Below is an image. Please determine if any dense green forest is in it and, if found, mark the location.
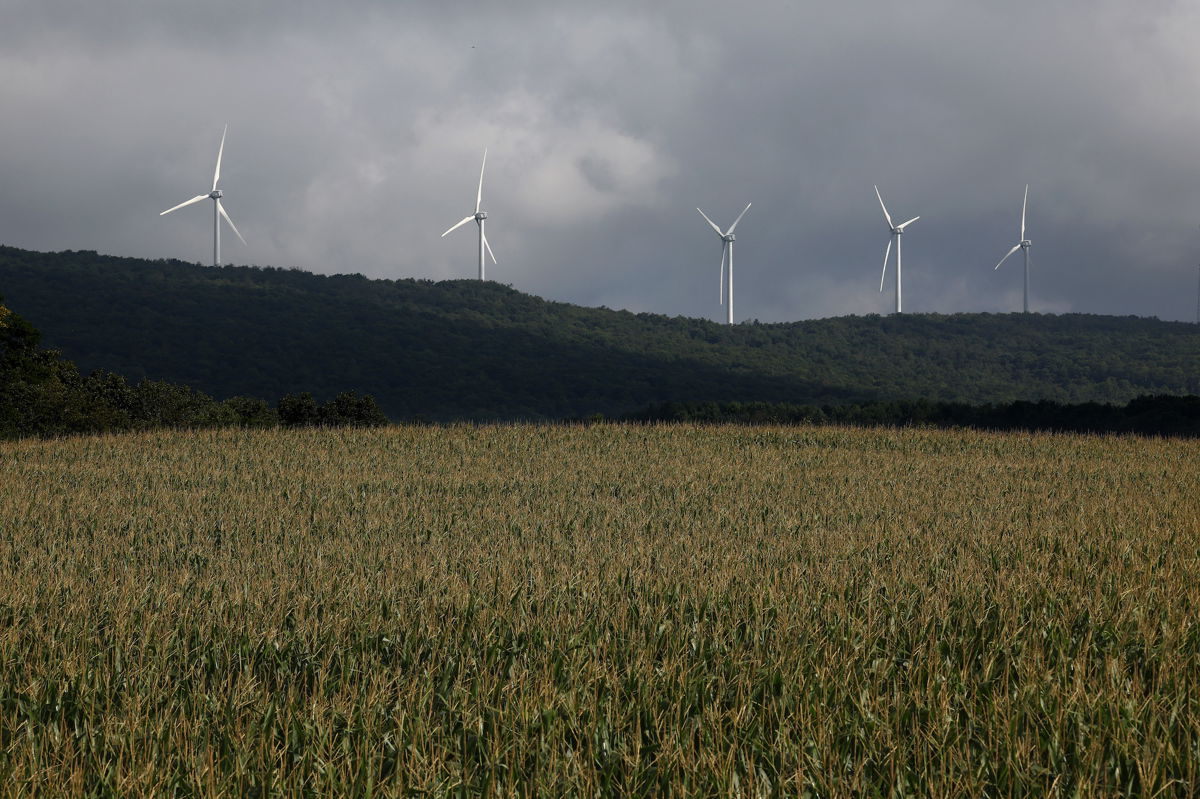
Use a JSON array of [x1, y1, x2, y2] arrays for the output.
[[3, 276, 1197, 438], [0, 295, 386, 438], [1, 245, 1197, 421]]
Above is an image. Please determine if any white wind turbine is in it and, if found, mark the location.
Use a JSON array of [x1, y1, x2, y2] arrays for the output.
[[994, 184, 1033, 313], [697, 203, 751, 326], [875, 186, 919, 314], [159, 124, 246, 267], [441, 148, 496, 280]]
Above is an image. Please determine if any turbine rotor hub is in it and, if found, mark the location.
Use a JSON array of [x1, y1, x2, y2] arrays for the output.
[[724, 234, 735, 242], [476, 211, 487, 220], [1021, 240, 1031, 247], [209, 190, 223, 199]]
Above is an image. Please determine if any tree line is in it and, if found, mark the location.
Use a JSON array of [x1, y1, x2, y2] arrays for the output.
[[6, 291, 1199, 439], [1, 246, 1197, 422], [621, 396, 1200, 438]]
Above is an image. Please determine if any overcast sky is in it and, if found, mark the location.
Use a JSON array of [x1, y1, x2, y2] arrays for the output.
[[3, 0, 1200, 322]]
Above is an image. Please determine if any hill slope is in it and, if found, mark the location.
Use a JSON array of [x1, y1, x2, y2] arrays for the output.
[[1, 246, 1197, 419]]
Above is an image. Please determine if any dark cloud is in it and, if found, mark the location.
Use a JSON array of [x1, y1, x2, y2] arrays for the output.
[[2, 1, 1199, 322]]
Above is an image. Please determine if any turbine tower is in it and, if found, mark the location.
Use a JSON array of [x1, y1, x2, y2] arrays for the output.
[[441, 148, 496, 280], [159, 124, 246, 267], [697, 203, 751, 325], [994, 184, 1033, 313], [875, 186, 919, 314]]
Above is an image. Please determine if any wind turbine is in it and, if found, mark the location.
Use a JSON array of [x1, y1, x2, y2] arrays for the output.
[[994, 184, 1033, 313], [441, 148, 496, 280], [875, 186, 919, 314], [159, 124, 246, 267], [697, 203, 751, 325]]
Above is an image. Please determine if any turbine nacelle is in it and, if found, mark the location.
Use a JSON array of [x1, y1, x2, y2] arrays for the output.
[[209, 189, 223, 200], [1021, 240, 1032, 248], [476, 211, 488, 221], [723, 233, 736, 243]]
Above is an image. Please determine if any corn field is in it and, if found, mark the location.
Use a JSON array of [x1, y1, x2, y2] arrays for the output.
[[0, 424, 1197, 796]]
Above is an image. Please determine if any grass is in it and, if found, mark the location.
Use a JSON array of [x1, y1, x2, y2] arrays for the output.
[[0, 423, 1198, 796]]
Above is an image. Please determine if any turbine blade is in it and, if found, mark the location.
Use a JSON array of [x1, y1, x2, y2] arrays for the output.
[[217, 199, 246, 245], [994, 244, 1021, 270], [159, 194, 209, 216], [727, 202, 752, 235], [897, 216, 920, 230], [880, 235, 893, 291], [1020, 183, 1028, 241], [476, 147, 487, 213], [875, 185, 894, 229], [213, 124, 227, 191], [483, 233, 497, 264], [719, 242, 727, 305], [697, 207, 723, 237], [441, 216, 475, 237]]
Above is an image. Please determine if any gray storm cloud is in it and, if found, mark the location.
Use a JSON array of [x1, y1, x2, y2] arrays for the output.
[[1, 0, 1199, 322]]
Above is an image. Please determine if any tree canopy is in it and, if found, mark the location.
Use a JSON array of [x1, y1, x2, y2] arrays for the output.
[[1, 245, 1197, 422]]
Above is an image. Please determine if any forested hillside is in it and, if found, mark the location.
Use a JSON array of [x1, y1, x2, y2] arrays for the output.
[[1, 246, 1197, 420]]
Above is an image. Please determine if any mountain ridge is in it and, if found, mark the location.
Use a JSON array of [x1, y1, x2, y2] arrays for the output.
[[1, 245, 1196, 420]]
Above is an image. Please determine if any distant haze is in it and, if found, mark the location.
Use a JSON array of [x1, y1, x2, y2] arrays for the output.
[[3, 0, 1200, 322]]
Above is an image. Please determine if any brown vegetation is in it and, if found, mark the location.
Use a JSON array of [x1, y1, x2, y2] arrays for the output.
[[0, 424, 1197, 795]]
